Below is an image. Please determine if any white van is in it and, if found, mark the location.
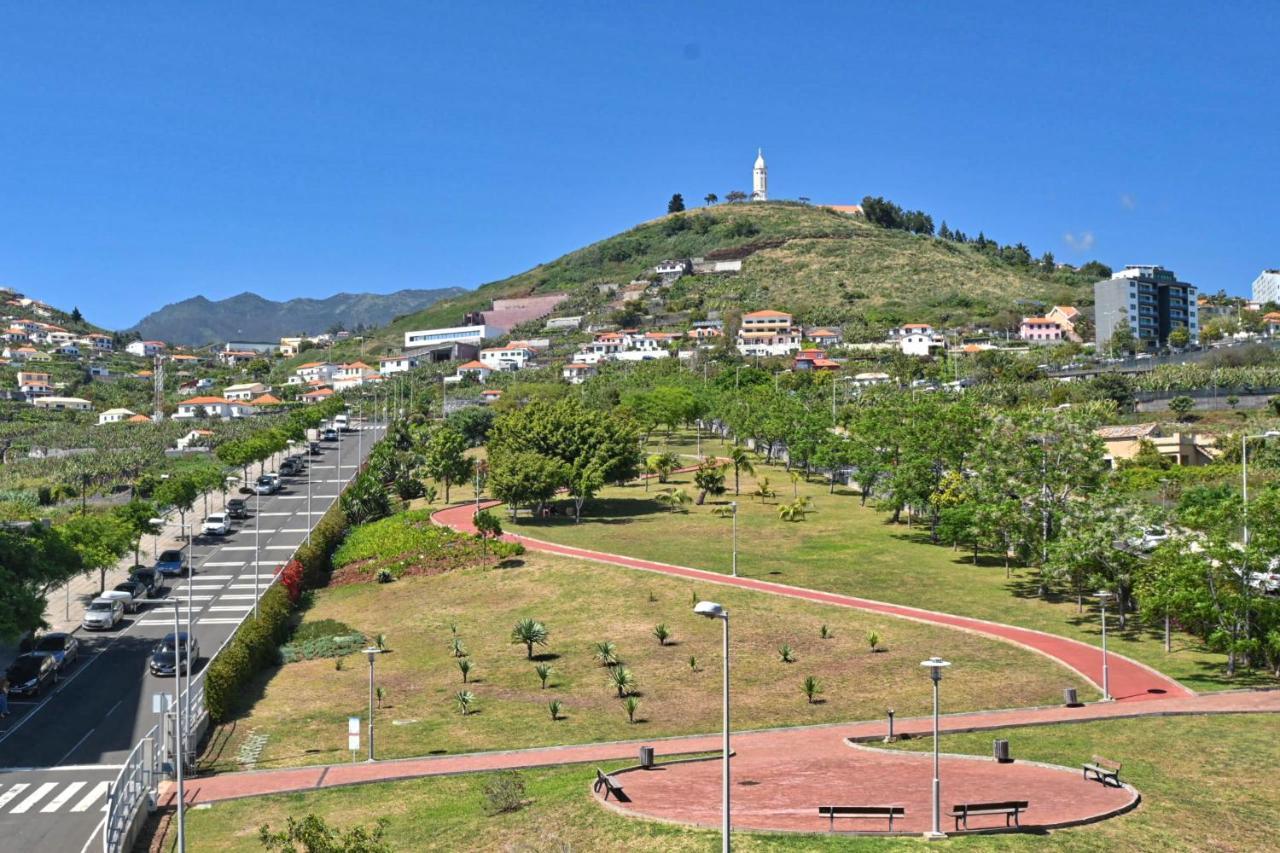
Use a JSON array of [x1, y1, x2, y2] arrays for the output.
[[334, 413, 350, 431]]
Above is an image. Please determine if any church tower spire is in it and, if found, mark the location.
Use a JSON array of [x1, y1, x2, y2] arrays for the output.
[[752, 148, 768, 201]]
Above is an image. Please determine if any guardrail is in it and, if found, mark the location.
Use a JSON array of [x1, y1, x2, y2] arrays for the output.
[[103, 724, 159, 853]]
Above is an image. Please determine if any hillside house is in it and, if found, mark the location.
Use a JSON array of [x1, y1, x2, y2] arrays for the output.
[[655, 259, 692, 282], [3, 346, 38, 361], [333, 363, 383, 390], [736, 310, 803, 357], [52, 343, 80, 357], [1046, 306, 1083, 342], [251, 393, 283, 406], [98, 408, 137, 425], [544, 316, 583, 332], [378, 354, 419, 375], [404, 324, 500, 350], [32, 396, 92, 412], [1096, 423, 1217, 468], [806, 327, 843, 347], [562, 362, 597, 385], [897, 324, 944, 356], [1264, 312, 1280, 336], [175, 429, 215, 450], [480, 345, 533, 371], [480, 389, 503, 404], [1019, 317, 1064, 344], [223, 382, 271, 401], [2, 327, 29, 344], [218, 349, 259, 367], [17, 371, 52, 399], [172, 396, 254, 420], [126, 340, 166, 357], [288, 362, 339, 386], [301, 387, 335, 404], [452, 360, 493, 383], [793, 349, 840, 371]]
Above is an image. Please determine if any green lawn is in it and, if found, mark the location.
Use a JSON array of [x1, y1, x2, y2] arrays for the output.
[[176, 714, 1279, 852], [202, 551, 1091, 773], [515, 430, 1268, 693]]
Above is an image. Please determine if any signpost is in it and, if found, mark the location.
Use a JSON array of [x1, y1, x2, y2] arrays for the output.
[[348, 716, 361, 762]]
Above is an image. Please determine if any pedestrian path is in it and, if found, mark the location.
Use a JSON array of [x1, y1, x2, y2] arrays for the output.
[[0, 778, 109, 817], [432, 501, 1191, 702]]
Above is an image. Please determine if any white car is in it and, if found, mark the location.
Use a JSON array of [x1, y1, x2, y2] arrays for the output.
[[101, 582, 144, 614], [203, 513, 230, 536], [254, 475, 279, 495], [82, 597, 125, 630]]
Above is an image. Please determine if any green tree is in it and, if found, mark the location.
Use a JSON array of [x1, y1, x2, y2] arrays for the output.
[[1168, 395, 1196, 421], [693, 459, 727, 505], [154, 475, 198, 539], [474, 509, 503, 560], [704, 193, 718, 205], [62, 512, 131, 593], [667, 193, 685, 213], [420, 426, 473, 503], [113, 498, 161, 565], [487, 451, 566, 520], [1108, 319, 1136, 357], [340, 473, 392, 526], [565, 461, 605, 522], [728, 446, 754, 495], [0, 524, 83, 638], [1168, 325, 1191, 349]]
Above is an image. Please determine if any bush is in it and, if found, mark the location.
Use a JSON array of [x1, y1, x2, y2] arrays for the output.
[[481, 771, 526, 815], [205, 585, 293, 722], [292, 619, 357, 643], [279, 633, 367, 664]]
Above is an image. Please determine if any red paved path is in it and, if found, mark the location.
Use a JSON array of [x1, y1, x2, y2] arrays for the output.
[[433, 500, 1191, 702], [167, 689, 1279, 807]]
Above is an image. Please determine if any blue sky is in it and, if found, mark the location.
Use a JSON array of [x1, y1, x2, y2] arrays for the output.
[[1, 2, 1277, 329]]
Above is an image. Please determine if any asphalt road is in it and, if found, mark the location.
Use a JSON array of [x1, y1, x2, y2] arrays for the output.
[[0, 422, 383, 853]]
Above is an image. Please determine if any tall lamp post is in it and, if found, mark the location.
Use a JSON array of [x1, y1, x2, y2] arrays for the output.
[[730, 501, 738, 578], [1095, 590, 1113, 701], [920, 656, 951, 840], [170, 599, 187, 853], [694, 601, 731, 853], [363, 647, 383, 761]]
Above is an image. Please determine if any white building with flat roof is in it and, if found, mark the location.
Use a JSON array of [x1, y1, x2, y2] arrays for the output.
[[404, 324, 500, 349], [1253, 270, 1280, 305]]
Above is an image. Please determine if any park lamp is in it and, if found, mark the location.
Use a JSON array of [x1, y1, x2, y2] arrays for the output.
[[1094, 589, 1115, 605], [363, 647, 383, 663], [694, 601, 726, 620], [920, 655, 950, 684]]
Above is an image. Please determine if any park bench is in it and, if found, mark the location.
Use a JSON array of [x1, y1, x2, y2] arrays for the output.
[[1083, 755, 1123, 787], [593, 768, 629, 802], [817, 805, 905, 831], [949, 800, 1029, 831]]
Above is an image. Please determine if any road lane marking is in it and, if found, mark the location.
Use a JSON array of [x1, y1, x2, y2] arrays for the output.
[[57, 727, 98, 765], [70, 781, 109, 812], [193, 574, 235, 579], [198, 618, 249, 625], [219, 546, 257, 551], [40, 780, 86, 812], [263, 545, 296, 550], [217, 594, 258, 600], [10, 780, 58, 812], [208, 605, 253, 612], [0, 783, 29, 808]]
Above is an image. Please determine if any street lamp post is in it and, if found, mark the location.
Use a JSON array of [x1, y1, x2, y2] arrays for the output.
[[363, 647, 383, 761], [920, 656, 951, 840], [171, 599, 187, 853], [254, 474, 261, 619], [694, 601, 730, 853], [730, 501, 738, 578], [1095, 590, 1113, 700]]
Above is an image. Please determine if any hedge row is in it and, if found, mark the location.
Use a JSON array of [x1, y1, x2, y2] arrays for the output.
[[295, 497, 350, 589], [204, 584, 292, 723]]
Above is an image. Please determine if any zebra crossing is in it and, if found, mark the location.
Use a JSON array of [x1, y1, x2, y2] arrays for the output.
[[0, 779, 109, 817], [135, 573, 282, 627]]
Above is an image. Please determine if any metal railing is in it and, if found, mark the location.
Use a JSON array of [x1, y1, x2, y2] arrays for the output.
[[103, 724, 159, 853]]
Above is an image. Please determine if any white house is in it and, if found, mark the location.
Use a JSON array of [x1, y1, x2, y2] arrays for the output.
[[404, 324, 500, 350], [379, 354, 419, 375], [223, 382, 271, 401], [736, 310, 803, 357], [562, 363, 597, 385], [98, 407, 136, 425], [126, 340, 167, 357], [898, 324, 944, 356], [479, 345, 533, 371], [288, 362, 339, 386], [17, 371, 52, 399], [172, 396, 254, 420], [32, 396, 92, 412], [332, 363, 382, 390], [82, 333, 113, 351], [453, 360, 493, 383]]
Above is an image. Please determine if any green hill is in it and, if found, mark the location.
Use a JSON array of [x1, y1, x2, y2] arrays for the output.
[[374, 202, 1100, 349]]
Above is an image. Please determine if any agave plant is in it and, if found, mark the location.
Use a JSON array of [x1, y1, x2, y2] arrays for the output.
[[867, 630, 882, 652], [510, 618, 549, 659], [534, 663, 552, 689], [450, 637, 468, 658], [458, 658, 472, 683], [751, 477, 777, 503], [652, 623, 671, 646], [548, 699, 563, 721], [778, 643, 796, 663], [593, 640, 619, 667], [802, 675, 823, 704], [608, 666, 636, 698], [623, 696, 640, 724], [455, 690, 476, 715]]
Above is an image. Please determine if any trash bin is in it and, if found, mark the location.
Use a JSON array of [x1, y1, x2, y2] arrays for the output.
[[1064, 687, 1079, 707], [993, 739, 1011, 763], [639, 746, 655, 768]]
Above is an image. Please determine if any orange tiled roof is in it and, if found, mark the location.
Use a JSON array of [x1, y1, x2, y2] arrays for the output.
[[251, 394, 282, 405], [458, 360, 488, 370], [743, 310, 792, 319], [180, 396, 233, 405]]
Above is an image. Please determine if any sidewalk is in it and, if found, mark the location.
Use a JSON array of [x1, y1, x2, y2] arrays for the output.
[[160, 687, 1280, 807]]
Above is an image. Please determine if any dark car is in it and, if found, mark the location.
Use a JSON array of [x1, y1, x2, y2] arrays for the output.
[[279, 458, 299, 476], [308, 441, 321, 455], [225, 498, 249, 520], [155, 548, 188, 578], [149, 633, 201, 677], [5, 653, 58, 697], [32, 633, 79, 672], [129, 567, 165, 598]]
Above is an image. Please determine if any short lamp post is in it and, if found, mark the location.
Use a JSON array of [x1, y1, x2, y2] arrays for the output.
[[1095, 590, 1114, 701], [920, 656, 951, 840], [694, 601, 731, 853], [363, 647, 383, 761]]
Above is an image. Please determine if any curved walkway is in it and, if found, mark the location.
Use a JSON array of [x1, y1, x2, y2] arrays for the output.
[[433, 501, 1192, 702]]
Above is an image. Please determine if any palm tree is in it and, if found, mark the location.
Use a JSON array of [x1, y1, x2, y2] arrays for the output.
[[789, 470, 803, 499], [624, 696, 640, 723], [729, 447, 754, 496], [655, 488, 692, 514], [778, 496, 813, 522], [534, 663, 552, 688], [802, 676, 823, 704], [511, 618, 549, 659], [548, 699, 563, 721], [751, 476, 777, 503], [458, 658, 472, 683], [594, 641, 619, 667], [455, 690, 475, 715], [652, 623, 671, 646], [704, 193, 718, 205], [609, 666, 636, 698]]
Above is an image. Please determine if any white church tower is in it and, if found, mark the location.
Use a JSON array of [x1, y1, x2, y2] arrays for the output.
[[752, 148, 768, 201]]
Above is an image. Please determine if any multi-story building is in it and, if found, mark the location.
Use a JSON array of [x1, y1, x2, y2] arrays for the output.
[[378, 354, 419, 375], [126, 340, 167, 357], [479, 345, 533, 371], [1094, 265, 1198, 349], [1019, 317, 1063, 344], [897, 323, 944, 356], [736, 310, 802, 357], [405, 324, 501, 350], [1253, 269, 1280, 306]]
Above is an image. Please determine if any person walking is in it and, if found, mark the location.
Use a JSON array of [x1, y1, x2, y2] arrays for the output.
[[0, 677, 10, 718]]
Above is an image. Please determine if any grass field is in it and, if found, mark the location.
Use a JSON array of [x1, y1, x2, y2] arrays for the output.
[[202, 551, 1091, 773], [514, 431, 1268, 693], [177, 714, 1279, 852]]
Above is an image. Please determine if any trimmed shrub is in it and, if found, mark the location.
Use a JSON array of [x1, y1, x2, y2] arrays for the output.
[[205, 585, 293, 722]]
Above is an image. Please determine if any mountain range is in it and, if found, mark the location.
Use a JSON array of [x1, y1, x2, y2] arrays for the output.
[[128, 288, 466, 346]]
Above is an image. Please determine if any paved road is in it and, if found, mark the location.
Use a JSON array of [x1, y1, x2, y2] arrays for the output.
[[0, 422, 382, 853]]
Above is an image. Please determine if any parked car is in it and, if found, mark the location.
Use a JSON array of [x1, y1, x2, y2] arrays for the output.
[[225, 498, 249, 520], [308, 441, 321, 455], [155, 548, 188, 577], [279, 458, 299, 476], [149, 633, 201, 677], [103, 580, 147, 613], [322, 428, 338, 441], [82, 597, 125, 630], [32, 632, 79, 672], [5, 653, 58, 697], [254, 475, 279, 495], [128, 566, 165, 598], [203, 513, 230, 536]]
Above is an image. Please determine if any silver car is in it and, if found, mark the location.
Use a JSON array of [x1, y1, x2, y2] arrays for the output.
[[82, 598, 124, 630]]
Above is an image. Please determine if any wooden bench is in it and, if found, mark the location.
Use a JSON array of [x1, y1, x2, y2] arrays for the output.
[[593, 768, 629, 802], [1083, 755, 1123, 787], [817, 805, 905, 831], [949, 800, 1029, 831]]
